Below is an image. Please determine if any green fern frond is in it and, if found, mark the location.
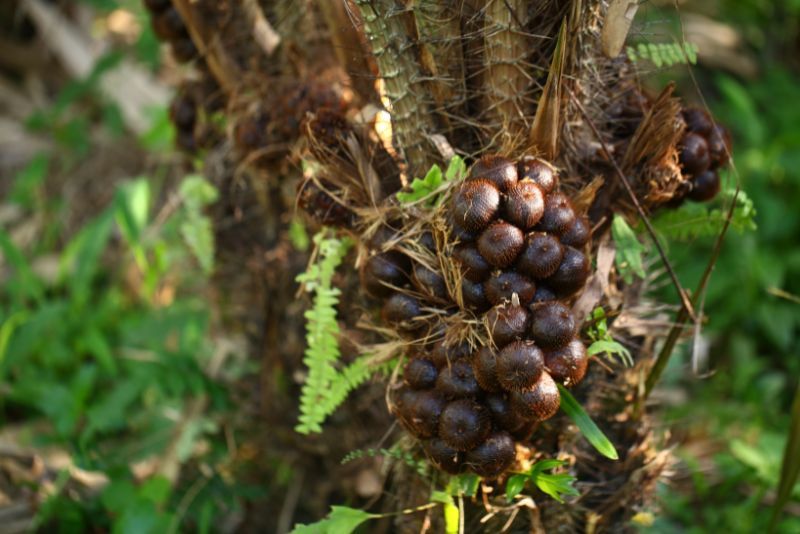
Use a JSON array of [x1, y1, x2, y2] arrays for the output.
[[342, 445, 429, 476], [627, 41, 698, 67], [295, 231, 357, 434], [652, 189, 757, 241]]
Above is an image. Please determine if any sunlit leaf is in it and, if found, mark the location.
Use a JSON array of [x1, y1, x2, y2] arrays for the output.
[[505, 474, 528, 502], [558, 385, 619, 460], [611, 214, 646, 283], [587, 339, 633, 367], [291, 506, 378, 534]]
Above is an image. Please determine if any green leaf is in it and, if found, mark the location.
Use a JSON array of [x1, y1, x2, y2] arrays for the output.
[[447, 473, 480, 497], [10, 153, 48, 209], [291, 506, 378, 534], [587, 339, 633, 367], [530, 461, 580, 503], [431, 491, 459, 534], [60, 208, 115, 302], [180, 215, 215, 275], [0, 228, 43, 303], [505, 474, 528, 502], [652, 188, 757, 241], [506, 460, 580, 503], [770, 383, 800, 531], [396, 164, 443, 204], [139, 106, 175, 153], [0, 311, 29, 370], [289, 218, 310, 251], [139, 476, 172, 506], [611, 214, 646, 284], [396, 156, 467, 206], [626, 41, 698, 67], [445, 155, 467, 181], [557, 385, 619, 460], [179, 175, 219, 210], [115, 179, 151, 247], [443, 498, 459, 534], [429, 490, 452, 505]]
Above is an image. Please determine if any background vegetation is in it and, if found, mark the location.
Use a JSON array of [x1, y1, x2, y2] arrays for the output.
[[0, 0, 797, 532]]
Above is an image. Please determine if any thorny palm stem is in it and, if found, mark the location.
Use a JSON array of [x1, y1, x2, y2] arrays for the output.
[[413, 0, 467, 133], [353, 0, 438, 176], [483, 0, 530, 148]]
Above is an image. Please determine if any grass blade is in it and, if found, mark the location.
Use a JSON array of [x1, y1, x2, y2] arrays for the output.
[[558, 385, 619, 460], [769, 383, 800, 532]]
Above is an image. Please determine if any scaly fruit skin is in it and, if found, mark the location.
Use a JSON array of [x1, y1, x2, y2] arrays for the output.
[[356, 154, 593, 478]]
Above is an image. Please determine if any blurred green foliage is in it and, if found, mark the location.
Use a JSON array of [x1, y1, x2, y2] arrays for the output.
[[632, 1, 800, 532], [1, 164, 254, 531], [0, 3, 258, 531]]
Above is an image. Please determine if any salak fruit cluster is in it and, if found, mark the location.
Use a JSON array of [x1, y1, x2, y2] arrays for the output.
[[608, 88, 732, 204], [143, 0, 197, 63], [361, 155, 592, 478], [674, 107, 732, 203]]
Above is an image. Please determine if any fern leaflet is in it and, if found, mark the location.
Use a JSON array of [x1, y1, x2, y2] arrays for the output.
[[295, 231, 358, 434], [342, 445, 428, 476], [627, 41, 698, 67], [652, 188, 756, 241]]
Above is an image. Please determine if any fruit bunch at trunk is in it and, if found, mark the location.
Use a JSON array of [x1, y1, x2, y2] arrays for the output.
[[608, 87, 733, 205], [359, 155, 592, 478], [143, 0, 197, 63], [674, 108, 732, 203]]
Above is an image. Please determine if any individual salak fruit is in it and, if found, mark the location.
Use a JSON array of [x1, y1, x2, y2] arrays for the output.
[[439, 399, 491, 451], [545, 339, 588, 386], [470, 155, 518, 192], [529, 301, 577, 349], [518, 157, 557, 193], [486, 304, 530, 346], [404, 358, 438, 389], [510, 372, 561, 421], [423, 438, 463, 474], [516, 232, 564, 279], [436, 360, 481, 398], [496, 340, 545, 391], [504, 180, 545, 230], [546, 246, 591, 297], [484, 271, 536, 306], [360, 252, 409, 298], [451, 179, 501, 232], [477, 221, 525, 268], [465, 431, 516, 478], [395, 388, 445, 438]]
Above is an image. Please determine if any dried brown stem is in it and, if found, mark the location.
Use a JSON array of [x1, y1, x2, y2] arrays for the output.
[[530, 18, 567, 160], [172, 0, 242, 93], [642, 185, 740, 400], [317, 0, 378, 103]]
